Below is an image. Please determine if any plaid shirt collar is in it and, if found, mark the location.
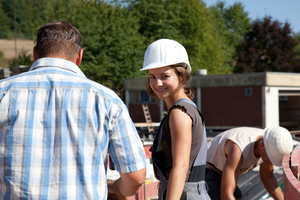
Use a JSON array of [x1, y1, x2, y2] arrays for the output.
[[29, 57, 86, 78]]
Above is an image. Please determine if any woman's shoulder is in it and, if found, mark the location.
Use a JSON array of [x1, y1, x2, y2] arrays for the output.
[[170, 100, 198, 116], [169, 101, 200, 123]]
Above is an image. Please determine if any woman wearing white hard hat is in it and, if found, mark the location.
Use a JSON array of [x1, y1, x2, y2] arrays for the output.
[[141, 39, 210, 200]]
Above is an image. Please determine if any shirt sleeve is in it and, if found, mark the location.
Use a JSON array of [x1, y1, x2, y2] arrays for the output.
[[108, 103, 146, 173]]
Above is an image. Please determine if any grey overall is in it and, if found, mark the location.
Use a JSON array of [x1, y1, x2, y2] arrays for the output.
[[152, 98, 211, 200]]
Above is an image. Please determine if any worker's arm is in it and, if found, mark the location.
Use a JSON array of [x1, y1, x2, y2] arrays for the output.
[[259, 161, 284, 200], [221, 140, 243, 200], [107, 167, 146, 199], [166, 108, 192, 200]]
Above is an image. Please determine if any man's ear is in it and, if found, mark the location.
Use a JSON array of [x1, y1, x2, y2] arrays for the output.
[[75, 49, 83, 66], [33, 46, 38, 61], [260, 140, 265, 148]]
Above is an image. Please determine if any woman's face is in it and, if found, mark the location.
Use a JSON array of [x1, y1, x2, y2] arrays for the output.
[[148, 66, 181, 100]]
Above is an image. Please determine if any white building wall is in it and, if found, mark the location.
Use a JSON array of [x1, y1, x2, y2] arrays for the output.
[[262, 86, 279, 128], [262, 86, 300, 128]]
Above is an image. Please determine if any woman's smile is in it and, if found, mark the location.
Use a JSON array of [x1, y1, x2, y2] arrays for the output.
[[149, 66, 180, 100]]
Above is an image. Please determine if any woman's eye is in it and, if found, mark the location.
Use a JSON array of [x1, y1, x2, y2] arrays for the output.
[[162, 75, 168, 79], [149, 76, 155, 79]]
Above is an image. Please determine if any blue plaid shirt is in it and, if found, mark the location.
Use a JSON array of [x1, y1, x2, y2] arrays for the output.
[[0, 58, 146, 199]]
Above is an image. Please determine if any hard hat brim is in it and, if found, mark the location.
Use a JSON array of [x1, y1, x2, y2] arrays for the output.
[[140, 62, 192, 73]]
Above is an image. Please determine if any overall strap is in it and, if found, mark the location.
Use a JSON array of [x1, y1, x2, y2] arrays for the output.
[[174, 98, 207, 182], [150, 117, 168, 181], [174, 98, 197, 108], [173, 98, 205, 124], [188, 124, 207, 182]]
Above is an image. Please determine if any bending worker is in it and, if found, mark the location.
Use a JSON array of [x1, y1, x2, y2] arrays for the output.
[[205, 126, 293, 200]]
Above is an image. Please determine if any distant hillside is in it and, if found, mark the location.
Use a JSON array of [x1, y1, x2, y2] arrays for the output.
[[0, 39, 34, 59]]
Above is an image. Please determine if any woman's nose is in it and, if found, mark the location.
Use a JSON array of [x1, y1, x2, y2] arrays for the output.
[[156, 79, 163, 86]]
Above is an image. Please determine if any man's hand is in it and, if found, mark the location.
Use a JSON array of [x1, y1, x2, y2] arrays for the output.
[[260, 162, 284, 200], [107, 179, 127, 200], [107, 168, 146, 199], [107, 192, 126, 200]]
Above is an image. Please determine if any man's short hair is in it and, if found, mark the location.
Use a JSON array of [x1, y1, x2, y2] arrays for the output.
[[35, 21, 82, 61]]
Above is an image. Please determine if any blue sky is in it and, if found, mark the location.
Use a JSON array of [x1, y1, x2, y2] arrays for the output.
[[202, 0, 300, 33]]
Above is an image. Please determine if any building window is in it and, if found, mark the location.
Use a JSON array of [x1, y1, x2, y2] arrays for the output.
[[245, 88, 252, 96], [279, 96, 288, 102], [140, 91, 151, 102], [130, 90, 154, 103], [130, 91, 139, 103]]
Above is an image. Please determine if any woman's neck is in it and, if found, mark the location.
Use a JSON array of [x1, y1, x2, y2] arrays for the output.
[[164, 90, 189, 109]]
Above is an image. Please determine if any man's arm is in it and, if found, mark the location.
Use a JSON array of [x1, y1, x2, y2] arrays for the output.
[[259, 161, 284, 200], [107, 104, 147, 199], [221, 140, 243, 200], [108, 168, 146, 199]]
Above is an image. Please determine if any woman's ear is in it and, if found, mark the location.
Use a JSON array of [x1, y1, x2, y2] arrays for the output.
[[178, 73, 183, 83]]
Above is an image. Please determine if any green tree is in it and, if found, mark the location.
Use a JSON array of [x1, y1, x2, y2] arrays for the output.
[[129, 0, 224, 74], [0, 0, 59, 39], [1, 0, 31, 38], [70, 0, 145, 97], [178, 0, 224, 74], [0, 0, 145, 97], [293, 32, 300, 59], [29, 0, 57, 36], [0, 1, 12, 38], [128, 0, 181, 44], [208, 1, 252, 73], [234, 17, 300, 73]]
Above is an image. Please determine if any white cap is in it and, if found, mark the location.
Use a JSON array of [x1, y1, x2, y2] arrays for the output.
[[140, 39, 191, 73], [263, 126, 293, 166]]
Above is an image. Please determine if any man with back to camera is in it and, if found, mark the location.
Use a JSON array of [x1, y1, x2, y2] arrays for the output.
[[0, 21, 146, 199], [205, 126, 293, 200]]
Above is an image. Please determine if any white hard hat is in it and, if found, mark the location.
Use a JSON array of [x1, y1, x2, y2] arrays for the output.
[[140, 39, 191, 73], [263, 126, 293, 166]]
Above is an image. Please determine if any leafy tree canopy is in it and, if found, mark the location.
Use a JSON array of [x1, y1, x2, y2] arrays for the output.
[[0, 1, 12, 38], [70, 0, 145, 97], [3, 0, 300, 98], [234, 16, 300, 73], [208, 1, 252, 73], [129, 0, 225, 74], [293, 32, 300, 60], [0, 0, 60, 39]]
